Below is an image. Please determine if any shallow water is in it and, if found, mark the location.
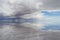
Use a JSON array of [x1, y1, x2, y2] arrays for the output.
[[0, 25, 60, 40]]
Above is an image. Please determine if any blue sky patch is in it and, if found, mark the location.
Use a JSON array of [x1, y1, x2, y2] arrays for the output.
[[41, 10, 60, 16]]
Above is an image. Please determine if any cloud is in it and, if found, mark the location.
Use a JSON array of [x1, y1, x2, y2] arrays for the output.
[[1, 0, 60, 16], [20, 23, 45, 30], [0, 0, 38, 16], [39, 0, 60, 10], [20, 11, 49, 29], [0, 0, 60, 30], [20, 10, 60, 30], [0, 0, 60, 16], [44, 0, 60, 9], [21, 11, 44, 19]]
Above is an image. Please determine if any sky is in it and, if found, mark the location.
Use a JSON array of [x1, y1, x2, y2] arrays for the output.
[[21, 10, 60, 30], [0, 0, 60, 30]]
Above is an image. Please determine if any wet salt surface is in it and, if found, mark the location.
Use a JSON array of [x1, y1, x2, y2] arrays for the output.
[[0, 25, 60, 40]]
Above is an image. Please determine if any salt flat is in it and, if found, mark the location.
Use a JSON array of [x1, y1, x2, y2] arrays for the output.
[[0, 25, 60, 40]]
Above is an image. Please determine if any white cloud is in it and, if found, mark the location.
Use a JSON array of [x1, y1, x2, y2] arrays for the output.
[[21, 11, 44, 19], [20, 23, 45, 30], [1, 0, 60, 16], [20, 11, 49, 29], [0, 0, 60, 30], [20, 10, 60, 30], [0, 0, 42, 16]]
